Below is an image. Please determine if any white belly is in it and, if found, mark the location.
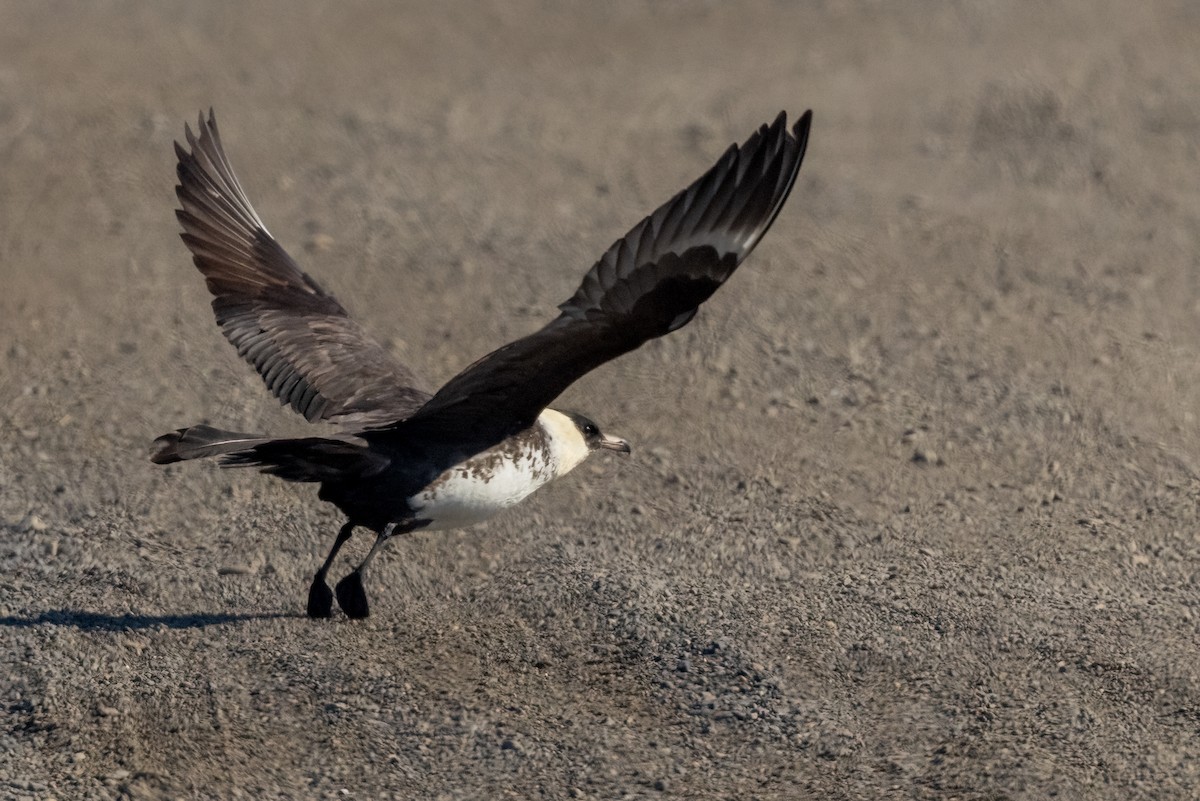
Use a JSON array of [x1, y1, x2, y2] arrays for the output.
[[407, 409, 591, 531], [409, 442, 556, 531]]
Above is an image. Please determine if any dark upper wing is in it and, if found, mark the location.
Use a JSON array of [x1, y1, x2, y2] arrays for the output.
[[397, 110, 811, 442], [174, 109, 430, 426]]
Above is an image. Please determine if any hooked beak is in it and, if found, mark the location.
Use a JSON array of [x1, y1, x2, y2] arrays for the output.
[[598, 434, 631, 455]]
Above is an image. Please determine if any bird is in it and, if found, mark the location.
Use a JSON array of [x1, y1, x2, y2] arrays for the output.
[[152, 107, 812, 619]]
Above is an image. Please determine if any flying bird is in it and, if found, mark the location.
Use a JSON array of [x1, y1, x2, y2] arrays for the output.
[[153, 108, 812, 619]]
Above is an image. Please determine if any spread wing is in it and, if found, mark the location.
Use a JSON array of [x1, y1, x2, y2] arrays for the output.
[[397, 110, 811, 443], [174, 109, 430, 426]]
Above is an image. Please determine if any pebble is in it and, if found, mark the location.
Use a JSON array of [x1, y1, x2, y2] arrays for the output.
[[305, 233, 335, 252], [911, 447, 941, 465], [17, 514, 48, 533]]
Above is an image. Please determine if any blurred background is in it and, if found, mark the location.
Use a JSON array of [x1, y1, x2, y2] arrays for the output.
[[1, 2, 1198, 799]]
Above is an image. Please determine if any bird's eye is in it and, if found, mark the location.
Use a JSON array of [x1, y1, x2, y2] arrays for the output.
[[583, 424, 598, 437]]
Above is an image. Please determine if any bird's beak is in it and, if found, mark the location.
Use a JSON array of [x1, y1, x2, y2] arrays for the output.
[[599, 434, 631, 455]]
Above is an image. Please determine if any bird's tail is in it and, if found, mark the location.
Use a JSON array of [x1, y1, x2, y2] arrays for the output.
[[151, 425, 271, 464], [150, 424, 387, 483]]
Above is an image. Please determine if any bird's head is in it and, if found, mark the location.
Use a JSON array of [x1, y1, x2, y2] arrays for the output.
[[538, 409, 630, 479], [565, 411, 631, 455]]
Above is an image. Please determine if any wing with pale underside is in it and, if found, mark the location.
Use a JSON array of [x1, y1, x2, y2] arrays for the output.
[[396, 110, 812, 444], [174, 110, 430, 426]]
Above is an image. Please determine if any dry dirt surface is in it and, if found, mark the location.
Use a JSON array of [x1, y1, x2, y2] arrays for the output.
[[2, 2, 1199, 799]]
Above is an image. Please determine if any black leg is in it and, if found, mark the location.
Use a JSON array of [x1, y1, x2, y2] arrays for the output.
[[335, 523, 395, 619], [307, 521, 355, 619]]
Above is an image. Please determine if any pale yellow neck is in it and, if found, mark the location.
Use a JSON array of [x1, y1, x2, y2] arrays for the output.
[[538, 408, 590, 477]]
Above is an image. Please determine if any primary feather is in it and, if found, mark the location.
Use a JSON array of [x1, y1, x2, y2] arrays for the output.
[[175, 110, 430, 426]]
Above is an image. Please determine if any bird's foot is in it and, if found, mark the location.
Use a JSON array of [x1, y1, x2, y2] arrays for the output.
[[335, 571, 370, 619], [307, 574, 334, 619]]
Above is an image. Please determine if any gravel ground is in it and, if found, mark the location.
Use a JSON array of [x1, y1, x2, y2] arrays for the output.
[[2, 2, 1199, 799]]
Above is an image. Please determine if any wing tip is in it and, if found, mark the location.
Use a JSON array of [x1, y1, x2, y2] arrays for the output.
[[792, 109, 813, 159], [734, 107, 812, 249], [175, 107, 221, 173]]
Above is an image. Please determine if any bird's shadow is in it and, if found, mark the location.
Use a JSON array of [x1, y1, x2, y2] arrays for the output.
[[0, 609, 298, 631]]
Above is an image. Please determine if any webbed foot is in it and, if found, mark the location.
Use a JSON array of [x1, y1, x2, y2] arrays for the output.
[[307, 574, 334, 618], [335, 571, 370, 619]]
